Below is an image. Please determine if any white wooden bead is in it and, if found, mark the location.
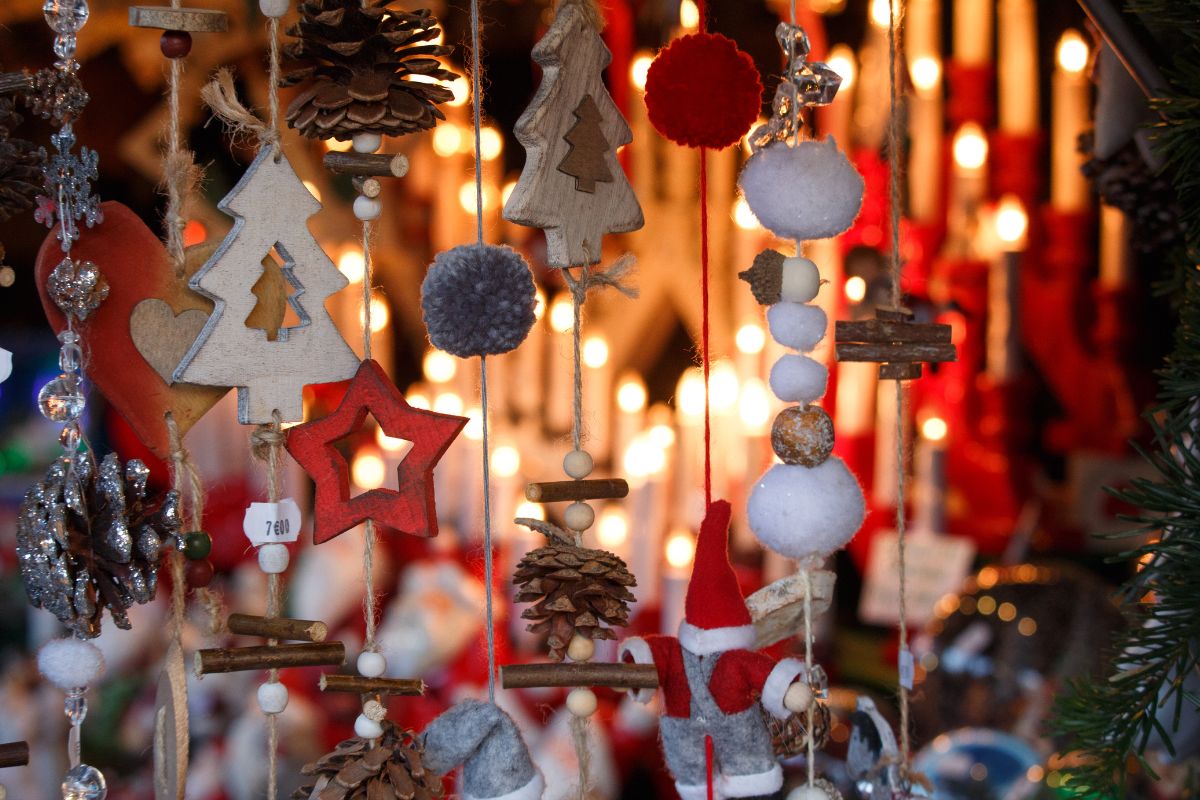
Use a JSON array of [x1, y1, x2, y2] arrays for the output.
[[360, 178, 382, 199], [257, 681, 289, 714], [566, 687, 598, 718], [566, 635, 594, 663], [783, 681, 813, 713], [563, 449, 593, 479], [257, 543, 290, 574], [780, 256, 821, 303], [258, 0, 289, 17], [352, 133, 382, 154], [787, 785, 836, 800], [357, 651, 387, 678], [354, 195, 382, 221], [354, 713, 384, 739], [564, 501, 594, 531]]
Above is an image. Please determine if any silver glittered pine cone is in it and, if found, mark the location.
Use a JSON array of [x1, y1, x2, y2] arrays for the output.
[[16, 452, 180, 638], [0, 97, 43, 222]]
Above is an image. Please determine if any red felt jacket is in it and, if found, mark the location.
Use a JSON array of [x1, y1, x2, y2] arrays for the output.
[[635, 635, 778, 718]]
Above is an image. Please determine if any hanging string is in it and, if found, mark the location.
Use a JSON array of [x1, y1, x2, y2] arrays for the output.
[[165, 413, 205, 637], [358, 218, 381, 652], [885, 0, 913, 773], [802, 570, 815, 787], [570, 267, 586, 455], [469, 0, 485, 246]]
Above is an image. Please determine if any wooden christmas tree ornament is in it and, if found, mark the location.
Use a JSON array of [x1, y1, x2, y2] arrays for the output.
[[285, 359, 467, 544], [834, 307, 956, 380], [174, 148, 361, 422], [502, 0, 643, 267]]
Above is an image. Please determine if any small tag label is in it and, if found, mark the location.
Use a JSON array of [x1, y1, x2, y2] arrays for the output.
[[898, 648, 915, 690], [859, 530, 976, 627], [243, 498, 301, 545]]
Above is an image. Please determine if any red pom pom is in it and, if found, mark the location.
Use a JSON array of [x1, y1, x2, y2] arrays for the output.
[[645, 33, 762, 150]]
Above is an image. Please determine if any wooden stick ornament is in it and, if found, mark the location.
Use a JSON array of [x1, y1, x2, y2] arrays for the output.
[[834, 307, 956, 380]]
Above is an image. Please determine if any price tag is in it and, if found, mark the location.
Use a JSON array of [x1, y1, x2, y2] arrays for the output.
[[243, 498, 301, 545], [859, 530, 975, 627]]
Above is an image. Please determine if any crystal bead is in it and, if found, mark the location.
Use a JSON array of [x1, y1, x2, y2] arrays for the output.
[[64, 688, 87, 726], [798, 62, 843, 107], [43, 0, 89, 35], [775, 22, 810, 61], [808, 663, 829, 697], [39, 373, 86, 422], [59, 422, 81, 451], [61, 763, 105, 800], [53, 34, 78, 66], [59, 342, 83, 372]]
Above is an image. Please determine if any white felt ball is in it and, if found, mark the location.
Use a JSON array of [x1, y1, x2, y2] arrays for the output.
[[563, 449, 593, 479], [257, 543, 290, 574], [357, 651, 387, 678], [566, 687, 598, 718], [567, 635, 595, 663], [257, 681, 289, 715], [258, 0, 288, 17], [38, 637, 105, 690], [740, 137, 864, 241], [780, 257, 821, 304], [354, 195, 382, 221], [352, 133, 382, 154], [748, 460, 865, 559], [564, 501, 595, 531], [769, 355, 828, 403], [787, 785, 836, 800], [355, 713, 384, 739], [768, 303, 827, 352]]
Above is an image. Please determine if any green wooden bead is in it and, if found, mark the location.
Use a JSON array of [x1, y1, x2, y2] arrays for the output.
[[183, 530, 212, 560]]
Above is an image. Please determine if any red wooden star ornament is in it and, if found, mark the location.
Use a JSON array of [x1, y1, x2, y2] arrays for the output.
[[286, 359, 467, 544]]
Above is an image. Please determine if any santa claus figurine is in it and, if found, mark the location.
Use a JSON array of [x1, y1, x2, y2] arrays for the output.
[[619, 500, 813, 800]]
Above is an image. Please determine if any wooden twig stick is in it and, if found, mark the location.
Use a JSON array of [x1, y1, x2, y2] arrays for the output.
[[500, 662, 658, 690], [0, 741, 29, 768], [194, 643, 345, 676], [319, 674, 425, 696], [834, 320, 952, 344], [226, 613, 328, 642], [525, 479, 629, 503], [834, 343, 957, 362], [323, 152, 410, 178]]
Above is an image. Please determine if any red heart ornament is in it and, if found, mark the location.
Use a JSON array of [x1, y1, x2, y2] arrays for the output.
[[35, 201, 229, 458]]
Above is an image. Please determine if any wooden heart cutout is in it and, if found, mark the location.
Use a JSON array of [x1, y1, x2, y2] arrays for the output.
[[131, 300, 210, 383], [35, 201, 230, 459]]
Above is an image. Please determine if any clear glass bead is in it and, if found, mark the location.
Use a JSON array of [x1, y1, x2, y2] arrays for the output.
[[64, 689, 87, 726], [43, 0, 89, 35], [60, 422, 81, 451], [59, 342, 83, 372], [38, 373, 86, 422], [53, 34, 78, 66], [808, 663, 829, 697], [61, 763, 105, 800]]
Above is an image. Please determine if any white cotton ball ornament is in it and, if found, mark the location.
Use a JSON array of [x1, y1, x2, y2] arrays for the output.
[[355, 713, 384, 739], [38, 637, 105, 690], [257, 681, 289, 714], [257, 543, 290, 574], [780, 257, 821, 303], [567, 687, 598, 718], [740, 138, 864, 241], [258, 0, 288, 17], [352, 133, 382, 154], [787, 784, 839, 800], [563, 449, 593, 479], [564, 501, 595, 531], [769, 355, 828, 403], [748, 460, 865, 559], [357, 651, 387, 678], [768, 302, 827, 352], [354, 195, 383, 221]]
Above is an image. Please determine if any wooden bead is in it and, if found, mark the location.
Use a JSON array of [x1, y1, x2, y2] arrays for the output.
[[358, 178, 382, 199], [257, 543, 290, 574], [771, 405, 834, 467], [257, 681, 289, 714], [357, 651, 386, 678], [159, 30, 192, 59], [780, 256, 820, 304], [354, 713, 383, 739], [783, 681, 813, 713], [563, 449, 593, 479], [185, 558, 214, 588], [566, 634, 595, 662], [258, 0, 289, 17], [353, 133, 382, 154], [353, 195, 382, 220], [566, 687, 598, 718], [563, 501, 594, 531], [182, 530, 211, 560]]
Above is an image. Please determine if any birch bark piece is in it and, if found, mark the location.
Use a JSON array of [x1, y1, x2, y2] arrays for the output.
[[502, 1, 643, 267], [174, 147, 360, 423], [153, 642, 189, 800], [747, 569, 836, 648], [129, 6, 229, 32]]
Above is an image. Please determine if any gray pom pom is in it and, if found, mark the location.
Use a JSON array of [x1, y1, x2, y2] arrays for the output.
[[421, 244, 537, 357]]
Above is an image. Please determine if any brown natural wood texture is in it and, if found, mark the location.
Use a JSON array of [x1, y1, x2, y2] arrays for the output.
[[0, 741, 28, 768], [835, 343, 957, 362], [834, 320, 951, 344], [194, 642, 345, 676], [834, 306, 956, 380], [128, 6, 229, 32], [501, 662, 658, 689], [323, 151, 409, 178], [226, 613, 328, 642], [525, 478, 629, 503], [319, 674, 425, 696]]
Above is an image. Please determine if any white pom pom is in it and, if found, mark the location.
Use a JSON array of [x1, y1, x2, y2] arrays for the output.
[[748, 460, 865, 559], [257, 543, 290, 574], [563, 449, 593, 479], [352, 133, 382, 154], [258, 0, 288, 17], [257, 681, 289, 715], [357, 651, 387, 678], [769, 355, 828, 403], [780, 257, 821, 303], [354, 195, 382, 221], [740, 138, 864, 241], [787, 785, 837, 800], [355, 713, 384, 739], [767, 303, 827, 352], [566, 687, 598, 718], [38, 638, 105, 690]]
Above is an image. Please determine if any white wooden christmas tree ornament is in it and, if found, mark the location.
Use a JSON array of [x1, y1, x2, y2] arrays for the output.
[[502, 0, 643, 267], [174, 148, 359, 423]]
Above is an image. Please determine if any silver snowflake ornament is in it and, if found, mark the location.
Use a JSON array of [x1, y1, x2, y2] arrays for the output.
[[38, 126, 102, 251]]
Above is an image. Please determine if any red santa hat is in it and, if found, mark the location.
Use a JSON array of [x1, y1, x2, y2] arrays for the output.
[[679, 499, 757, 654]]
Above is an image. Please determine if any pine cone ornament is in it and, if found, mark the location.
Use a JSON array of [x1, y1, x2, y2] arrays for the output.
[[16, 452, 180, 638], [281, 1, 458, 141], [0, 98, 43, 222], [513, 518, 636, 661], [765, 701, 832, 758], [293, 721, 444, 800]]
